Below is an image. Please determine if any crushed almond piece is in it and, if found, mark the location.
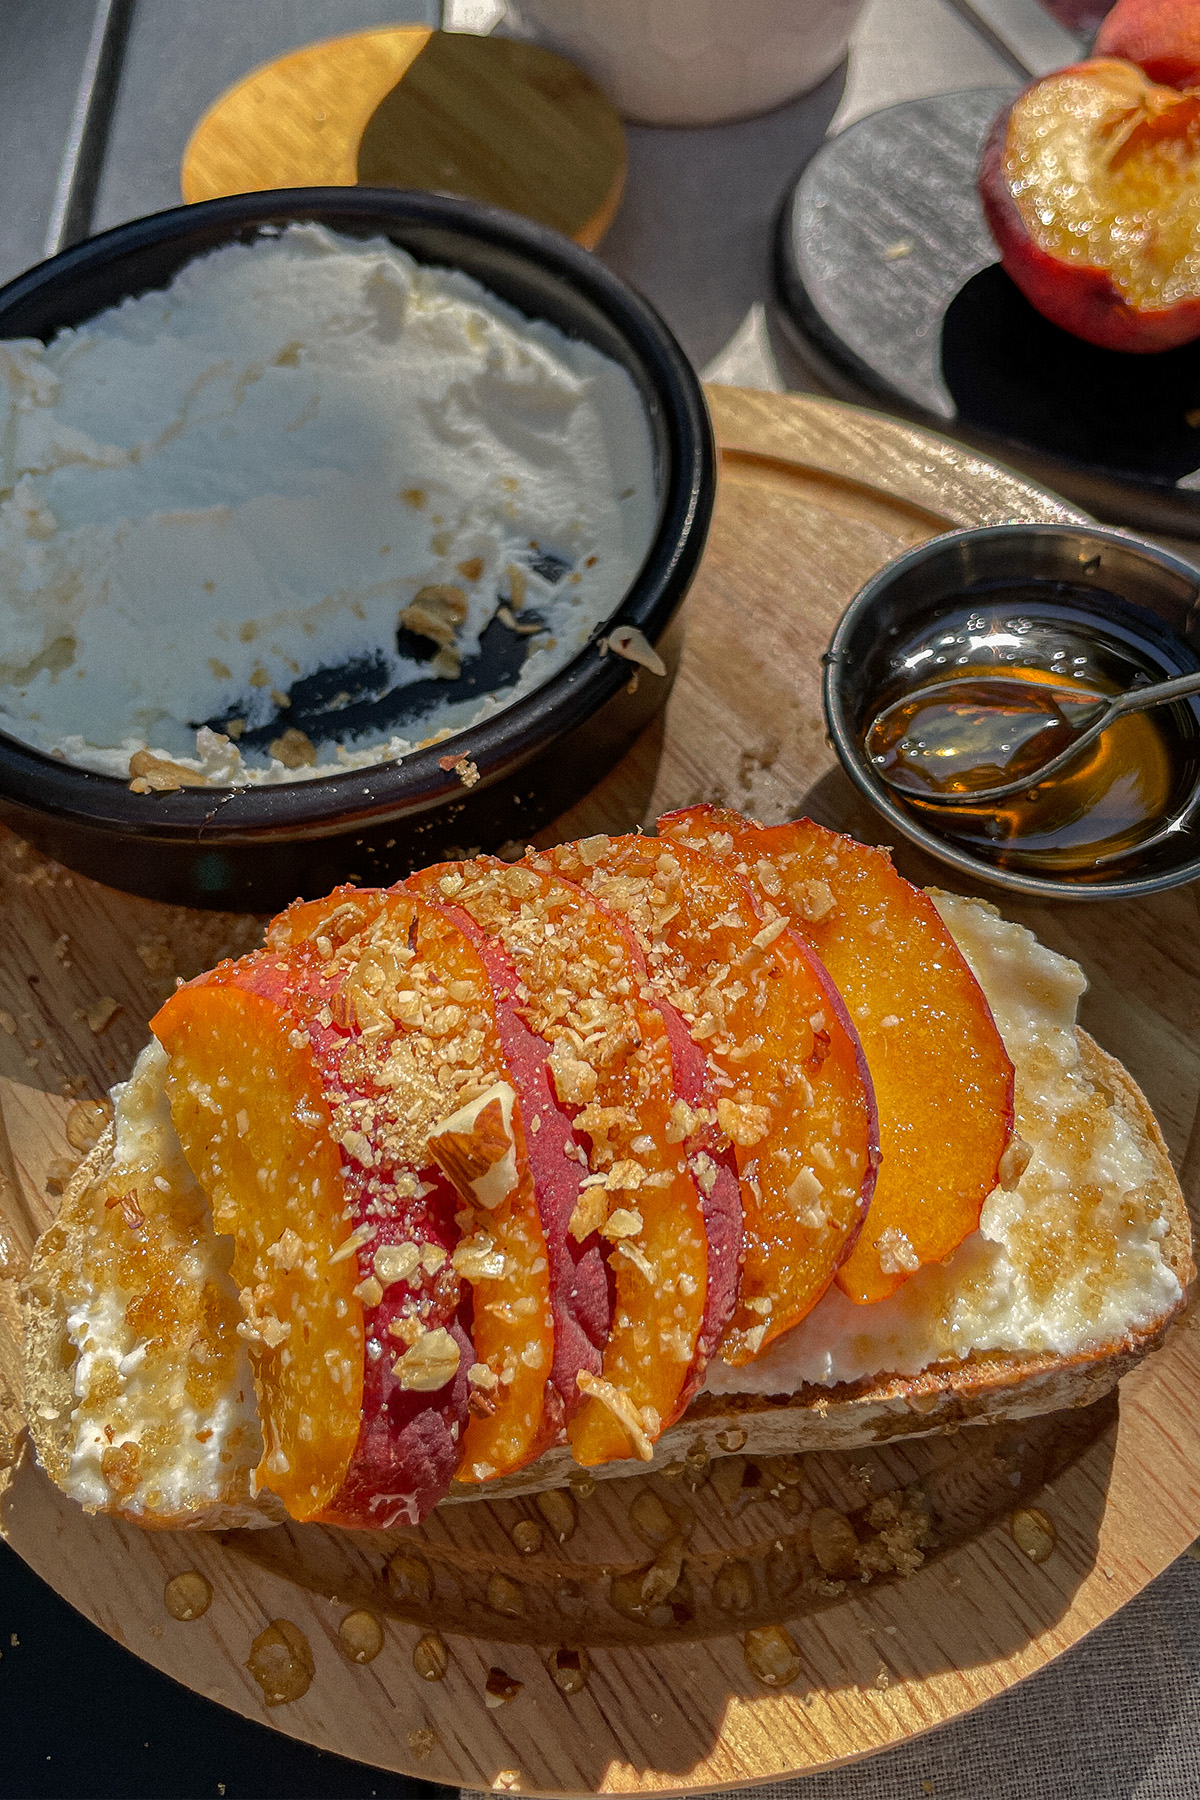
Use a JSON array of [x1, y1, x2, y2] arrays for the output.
[[568, 1186, 608, 1243], [393, 1327, 460, 1391], [374, 1243, 421, 1287], [575, 1371, 654, 1460], [86, 996, 121, 1034], [716, 1097, 771, 1147], [438, 754, 479, 788], [877, 1226, 920, 1276], [601, 1207, 643, 1240], [400, 584, 468, 646], [128, 749, 209, 791], [603, 625, 666, 676], [998, 1134, 1033, 1190], [268, 727, 317, 769]]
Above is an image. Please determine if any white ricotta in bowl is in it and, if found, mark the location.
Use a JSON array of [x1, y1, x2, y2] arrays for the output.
[[0, 224, 659, 785]]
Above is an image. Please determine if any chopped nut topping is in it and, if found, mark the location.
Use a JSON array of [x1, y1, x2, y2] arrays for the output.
[[400, 584, 468, 646], [576, 1371, 655, 1460], [392, 1327, 460, 1391], [877, 1226, 921, 1275], [438, 754, 479, 788], [601, 1206, 643, 1240], [511, 1519, 544, 1555], [374, 1242, 421, 1287], [785, 1165, 827, 1228], [716, 1097, 771, 1147], [567, 1186, 608, 1243], [427, 1084, 518, 1211], [268, 727, 317, 769]]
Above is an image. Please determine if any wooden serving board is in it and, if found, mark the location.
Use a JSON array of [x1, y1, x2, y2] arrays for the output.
[[3, 387, 1200, 1795], [181, 27, 627, 250]]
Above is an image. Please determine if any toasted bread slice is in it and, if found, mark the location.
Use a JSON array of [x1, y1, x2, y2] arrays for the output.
[[22, 1029, 1191, 1522]]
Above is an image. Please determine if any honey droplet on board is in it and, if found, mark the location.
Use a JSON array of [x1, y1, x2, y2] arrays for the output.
[[338, 1610, 384, 1663], [1010, 1506, 1057, 1563], [246, 1618, 315, 1706], [163, 1570, 212, 1622]]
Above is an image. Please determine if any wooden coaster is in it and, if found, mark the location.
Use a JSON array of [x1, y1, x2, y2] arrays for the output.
[[181, 27, 626, 249], [776, 88, 1200, 538]]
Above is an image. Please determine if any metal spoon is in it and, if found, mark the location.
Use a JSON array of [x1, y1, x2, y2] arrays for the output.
[[866, 668, 1200, 807]]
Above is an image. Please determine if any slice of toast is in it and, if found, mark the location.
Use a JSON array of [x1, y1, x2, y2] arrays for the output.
[[22, 1030, 1192, 1522]]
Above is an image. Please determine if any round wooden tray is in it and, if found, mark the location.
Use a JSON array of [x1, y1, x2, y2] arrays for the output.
[[2, 388, 1199, 1794]]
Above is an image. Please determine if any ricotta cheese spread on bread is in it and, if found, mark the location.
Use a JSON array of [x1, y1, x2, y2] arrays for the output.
[[0, 224, 657, 785], [704, 895, 1181, 1396], [53, 893, 1180, 1516], [57, 1041, 263, 1517]]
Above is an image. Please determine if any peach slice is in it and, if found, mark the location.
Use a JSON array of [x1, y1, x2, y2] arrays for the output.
[[539, 835, 878, 1362], [979, 58, 1200, 352], [408, 859, 731, 1466], [273, 892, 558, 1497], [661, 809, 1014, 1306], [421, 897, 611, 1419], [151, 978, 364, 1521]]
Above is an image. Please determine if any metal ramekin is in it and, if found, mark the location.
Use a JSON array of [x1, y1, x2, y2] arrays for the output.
[[823, 522, 1200, 900]]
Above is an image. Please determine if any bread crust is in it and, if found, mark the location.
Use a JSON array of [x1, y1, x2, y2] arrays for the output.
[[447, 1031, 1194, 1502], [21, 1032, 1192, 1523]]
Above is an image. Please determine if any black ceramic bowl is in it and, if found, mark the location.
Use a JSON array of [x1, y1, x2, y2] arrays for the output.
[[0, 190, 714, 910], [824, 522, 1200, 900]]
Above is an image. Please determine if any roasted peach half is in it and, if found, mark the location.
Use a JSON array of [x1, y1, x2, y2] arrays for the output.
[[979, 57, 1200, 353]]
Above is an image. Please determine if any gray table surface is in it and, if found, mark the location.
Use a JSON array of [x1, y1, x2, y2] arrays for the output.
[[3, 3, 1198, 1795]]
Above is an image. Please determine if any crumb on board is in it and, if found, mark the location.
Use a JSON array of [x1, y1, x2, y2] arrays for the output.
[[86, 997, 121, 1034], [438, 754, 480, 788]]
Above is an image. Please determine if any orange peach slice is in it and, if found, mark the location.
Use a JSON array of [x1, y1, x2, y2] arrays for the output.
[[408, 859, 724, 1466], [274, 892, 558, 1493], [539, 834, 878, 1361], [661, 809, 1014, 1305], [151, 978, 363, 1521]]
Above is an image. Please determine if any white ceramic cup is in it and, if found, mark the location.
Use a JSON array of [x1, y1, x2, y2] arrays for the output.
[[505, 0, 866, 127]]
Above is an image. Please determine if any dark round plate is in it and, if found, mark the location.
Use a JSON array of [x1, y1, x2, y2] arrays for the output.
[[776, 87, 1200, 537], [0, 189, 715, 909]]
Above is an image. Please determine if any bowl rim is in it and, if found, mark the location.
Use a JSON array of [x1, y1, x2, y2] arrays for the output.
[[823, 519, 1200, 901], [0, 187, 714, 844]]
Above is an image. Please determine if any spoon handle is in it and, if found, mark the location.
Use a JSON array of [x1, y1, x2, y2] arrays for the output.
[[1108, 669, 1200, 719]]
